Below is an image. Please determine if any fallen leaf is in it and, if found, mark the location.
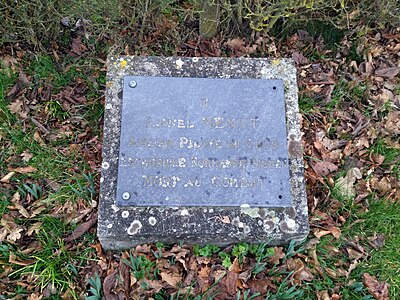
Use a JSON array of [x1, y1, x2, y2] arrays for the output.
[[7, 70, 30, 97], [314, 227, 341, 239], [219, 270, 238, 296], [292, 51, 309, 65], [64, 214, 97, 242], [11, 202, 30, 218], [33, 131, 45, 145], [312, 161, 338, 177], [374, 66, 400, 78], [12, 166, 37, 174], [7, 227, 24, 242], [8, 99, 23, 115], [363, 273, 389, 300], [220, 215, 230, 224], [248, 278, 276, 294], [0, 228, 8, 243], [316, 290, 330, 300], [71, 37, 87, 56], [20, 151, 33, 162], [384, 111, 400, 135], [224, 38, 257, 56], [0, 171, 15, 183], [299, 267, 315, 281], [137, 279, 163, 294], [367, 233, 385, 249], [27, 293, 43, 300], [347, 260, 359, 278], [336, 167, 362, 197], [103, 270, 118, 300], [27, 222, 42, 236], [268, 247, 285, 264], [371, 153, 385, 165], [136, 244, 152, 253], [160, 271, 182, 287], [46, 179, 61, 192]]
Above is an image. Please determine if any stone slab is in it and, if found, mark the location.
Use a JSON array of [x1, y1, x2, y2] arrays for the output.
[[116, 76, 291, 207], [98, 57, 309, 250]]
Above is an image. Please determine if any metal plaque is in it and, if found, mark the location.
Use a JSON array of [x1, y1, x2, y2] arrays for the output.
[[116, 76, 291, 207]]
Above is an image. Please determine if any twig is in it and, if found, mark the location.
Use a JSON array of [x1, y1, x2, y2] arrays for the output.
[[30, 117, 49, 134]]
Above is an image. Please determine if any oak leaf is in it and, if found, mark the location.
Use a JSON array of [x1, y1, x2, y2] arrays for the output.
[[363, 273, 389, 300]]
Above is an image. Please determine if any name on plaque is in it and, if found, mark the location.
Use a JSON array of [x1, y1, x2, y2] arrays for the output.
[[116, 76, 291, 207]]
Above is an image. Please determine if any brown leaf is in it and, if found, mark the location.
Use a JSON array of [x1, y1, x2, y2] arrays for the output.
[[160, 271, 182, 287], [27, 293, 43, 300], [316, 290, 331, 300], [298, 267, 315, 282], [7, 227, 24, 242], [224, 38, 257, 56], [362, 273, 389, 300], [327, 226, 341, 239], [219, 270, 238, 296], [314, 227, 341, 239], [119, 260, 131, 298], [20, 151, 33, 162], [1, 171, 15, 183], [385, 111, 400, 135], [268, 247, 285, 264], [135, 244, 152, 253], [12, 166, 37, 174], [312, 161, 338, 177], [375, 66, 400, 78], [198, 265, 211, 279], [64, 214, 97, 242], [292, 51, 309, 65], [71, 37, 87, 56], [137, 279, 163, 294], [27, 222, 42, 236], [8, 99, 23, 115], [103, 270, 118, 300], [367, 233, 385, 249], [33, 131, 45, 145], [46, 179, 61, 192], [248, 278, 276, 294], [12, 202, 30, 218], [371, 153, 385, 165], [7, 70, 30, 97]]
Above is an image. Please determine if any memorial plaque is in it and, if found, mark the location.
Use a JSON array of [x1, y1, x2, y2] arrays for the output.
[[116, 76, 291, 207], [98, 57, 309, 250]]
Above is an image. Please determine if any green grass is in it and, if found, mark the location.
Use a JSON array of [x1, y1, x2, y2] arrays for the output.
[[351, 200, 400, 297], [298, 95, 319, 114], [369, 139, 400, 178], [9, 216, 93, 298]]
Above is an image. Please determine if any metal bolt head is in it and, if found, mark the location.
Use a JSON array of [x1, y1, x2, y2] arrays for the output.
[[122, 192, 130, 200], [128, 80, 137, 88]]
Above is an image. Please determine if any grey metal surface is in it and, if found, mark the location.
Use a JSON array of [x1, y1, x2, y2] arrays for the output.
[[116, 76, 291, 207]]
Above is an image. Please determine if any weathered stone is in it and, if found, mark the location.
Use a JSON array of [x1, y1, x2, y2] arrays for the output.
[[98, 56, 309, 250]]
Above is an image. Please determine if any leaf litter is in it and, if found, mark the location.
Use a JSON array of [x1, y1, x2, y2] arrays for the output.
[[0, 13, 398, 300]]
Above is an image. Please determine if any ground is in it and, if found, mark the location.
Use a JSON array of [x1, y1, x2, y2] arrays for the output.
[[0, 1, 399, 299]]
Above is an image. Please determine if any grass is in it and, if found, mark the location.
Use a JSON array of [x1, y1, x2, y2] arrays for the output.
[[1, 55, 100, 298], [302, 199, 400, 299], [1, 1, 399, 298], [9, 216, 92, 298], [369, 139, 400, 179], [352, 200, 400, 295]]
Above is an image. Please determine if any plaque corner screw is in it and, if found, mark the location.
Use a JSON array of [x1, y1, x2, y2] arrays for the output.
[[128, 80, 137, 88], [122, 192, 130, 200]]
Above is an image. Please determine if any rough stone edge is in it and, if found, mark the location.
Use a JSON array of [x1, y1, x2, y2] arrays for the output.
[[98, 56, 309, 251]]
